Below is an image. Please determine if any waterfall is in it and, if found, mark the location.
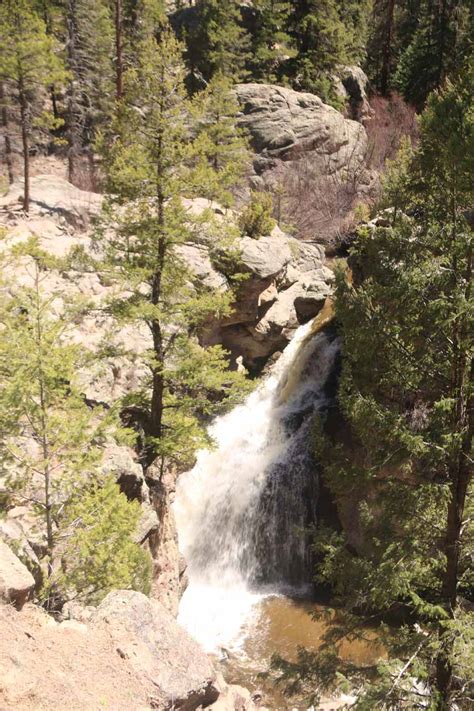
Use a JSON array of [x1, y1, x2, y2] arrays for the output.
[[174, 321, 339, 653]]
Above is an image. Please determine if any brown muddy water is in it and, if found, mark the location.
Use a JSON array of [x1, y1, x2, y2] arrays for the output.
[[216, 595, 384, 711]]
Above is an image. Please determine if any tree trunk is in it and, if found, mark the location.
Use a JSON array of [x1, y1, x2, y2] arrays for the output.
[[0, 83, 14, 184], [18, 82, 30, 212], [66, 0, 80, 184], [145, 182, 167, 469], [380, 0, 396, 95], [436, 237, 473, 704], [33, 267, 54, 575], [115, 0, 123, 100], [436, 390, 473, 702]]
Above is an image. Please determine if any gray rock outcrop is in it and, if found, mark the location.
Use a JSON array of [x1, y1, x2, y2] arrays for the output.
[[94, 590, 219, 709], [0, 540, 35, 608], [235, 83, 368, 178], [0, 174, 102, 228], [336, 65, 373, 122], [238, 230, 292, 279]]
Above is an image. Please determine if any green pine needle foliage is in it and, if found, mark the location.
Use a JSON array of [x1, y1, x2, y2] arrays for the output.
[[283, 69, 474, 709], [51, 476, 152, 605], [239, 191, 276, 239]]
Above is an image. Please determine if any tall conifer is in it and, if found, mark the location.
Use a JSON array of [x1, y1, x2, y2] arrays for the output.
[[96, 30, 248, 469], [311, 69, 473, 707], [0, 0, 66, 210]]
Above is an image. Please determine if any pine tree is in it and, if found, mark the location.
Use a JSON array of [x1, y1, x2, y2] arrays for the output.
[[185, 0, 250, 85], [96, 30, 248, 469], [119, 0, 167, 69], [249, 0, 294, 83], [366, 0, 398, 95], [191, 73, 250, 207], [0, 241, 132, 594], [366, 0, 472, 103], [65, 0, 115, 185], [289, 0, 349, 104], [238, 190, 276, 238], [335, 0, 372, 67], [394, 0, 472, 107], [55, 477, 152, 604], [312, 69, 473, 707], [0, 0, 66, 211]]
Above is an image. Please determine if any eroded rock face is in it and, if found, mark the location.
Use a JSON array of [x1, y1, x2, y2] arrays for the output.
[[0, 172, 334, 616], [206, 228, 334, 368], [235, 83, 368, 178], [94, 590, 219, 710], [0, 174, 102, 229], [336, 65, 373, 122], [0, 598, 258, 710], [0, 541, 35, 608]]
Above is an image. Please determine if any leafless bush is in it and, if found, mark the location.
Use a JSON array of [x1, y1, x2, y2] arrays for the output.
[[263, 93, 417, 248], [266, 152, 374, 246], [365, 92, 418, 170]]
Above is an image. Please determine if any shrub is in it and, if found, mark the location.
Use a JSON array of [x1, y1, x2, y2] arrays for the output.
[[52, 477, 152, 605], [239, 190, 276, 238]]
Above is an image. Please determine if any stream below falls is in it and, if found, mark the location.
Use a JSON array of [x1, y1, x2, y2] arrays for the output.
[[174, 322, 380, 708]]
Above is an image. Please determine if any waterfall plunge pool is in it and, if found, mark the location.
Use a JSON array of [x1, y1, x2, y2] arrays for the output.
[[174, 321, 384, 708], [179, 583, 383, 709]]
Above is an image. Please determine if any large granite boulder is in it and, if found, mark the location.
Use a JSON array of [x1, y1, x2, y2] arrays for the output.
[[235, 83, 368, 178], [93, 590, 219, 709], [238, 230, 292, 279], [0, 174, 102, 228], [0, 540, 35, 608]]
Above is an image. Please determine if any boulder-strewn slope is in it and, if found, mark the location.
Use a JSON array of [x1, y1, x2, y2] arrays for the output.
[[0, 592, 258, 710], [0, 171, 334, 616], [1, 173, 334, 375]]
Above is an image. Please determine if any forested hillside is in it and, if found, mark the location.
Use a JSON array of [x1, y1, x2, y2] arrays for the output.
[[0, 2, 472, 710]]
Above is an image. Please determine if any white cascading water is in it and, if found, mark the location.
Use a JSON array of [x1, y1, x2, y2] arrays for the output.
[[174, 321, 339, 654]]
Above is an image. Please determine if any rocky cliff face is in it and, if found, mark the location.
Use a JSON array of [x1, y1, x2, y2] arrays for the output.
[[236, 82, 368, 179], [0, 170, 335, 615], [234, 82, 376, 242], [0, 591, 261, 710]]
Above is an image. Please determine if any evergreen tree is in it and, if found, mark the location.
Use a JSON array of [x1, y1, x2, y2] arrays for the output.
[[96, 30, 248, 469], [0, 241, 136, 598], [120, 0, 167, 64], [239, 190, 276, 238], [366, 0, 472, 103], [394, 0, 472, 107], [311, 69, 473, 707], [366, 0, 398, 95], [65, 0, 115, 184], [55, 476, 152, 604], [191, 73, 250, 207], [289, 0, 349, 104], [0, 0, 66, 211], [185, 0, 250, 86], [335, 0, 372, 67], [249, 0, 294, 83]]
